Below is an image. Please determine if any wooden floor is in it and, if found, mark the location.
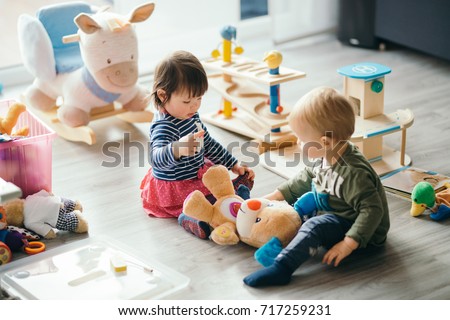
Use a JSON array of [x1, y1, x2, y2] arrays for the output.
[[2, 33, 450, 300]]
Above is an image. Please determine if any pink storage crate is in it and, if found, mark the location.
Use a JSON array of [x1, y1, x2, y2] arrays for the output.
[[0, 99, 56, 197]]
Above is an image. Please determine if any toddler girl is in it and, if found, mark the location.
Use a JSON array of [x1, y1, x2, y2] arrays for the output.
[[140, 51, 254, 237]]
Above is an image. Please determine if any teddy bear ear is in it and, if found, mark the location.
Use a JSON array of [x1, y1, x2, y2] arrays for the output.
[[202, 166, 235, 199]]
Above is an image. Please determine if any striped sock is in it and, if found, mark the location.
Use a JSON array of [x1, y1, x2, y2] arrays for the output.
[[178, 213, 211, 240], [232, 172, 254, 192]]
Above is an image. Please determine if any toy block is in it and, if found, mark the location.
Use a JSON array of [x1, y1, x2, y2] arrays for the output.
[[110, 255, 127, 273], [338, 62, 391, 119]]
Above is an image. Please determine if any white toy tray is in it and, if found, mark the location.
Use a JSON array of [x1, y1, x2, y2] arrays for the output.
[[0, 237, 189, 300]]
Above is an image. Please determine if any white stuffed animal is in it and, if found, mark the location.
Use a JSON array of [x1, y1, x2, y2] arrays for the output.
[[3, 190, 88, 239], [18, 2, 155, 127]]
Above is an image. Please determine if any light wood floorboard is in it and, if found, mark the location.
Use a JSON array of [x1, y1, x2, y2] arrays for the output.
[[2, 33, 450, 299]]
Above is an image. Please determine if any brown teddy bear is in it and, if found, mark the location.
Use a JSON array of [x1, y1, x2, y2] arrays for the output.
[[182, 165, 302, 249], [183, 165, 244, 245], [235, 198, 301, 248], [3, 190, 88, 239]]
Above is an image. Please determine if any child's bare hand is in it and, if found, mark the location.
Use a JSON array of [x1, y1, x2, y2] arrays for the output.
[[322, 236, 358, 267], [173, 131, 204, 159], [232, 164, 255, 180]]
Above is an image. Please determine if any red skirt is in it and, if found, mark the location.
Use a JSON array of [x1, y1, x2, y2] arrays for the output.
[[140, 161, 214, 218]]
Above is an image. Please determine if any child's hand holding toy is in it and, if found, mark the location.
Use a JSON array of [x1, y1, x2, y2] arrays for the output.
[[173, 131, 204, 159]]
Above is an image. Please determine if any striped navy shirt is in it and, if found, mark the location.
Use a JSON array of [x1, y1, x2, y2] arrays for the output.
[[149, 112, 237, 181]]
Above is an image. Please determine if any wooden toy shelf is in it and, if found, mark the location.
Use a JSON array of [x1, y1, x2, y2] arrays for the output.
[[259, 62, 415, 177], [260, 108, 414, 178], [202, 55, 306, 86]]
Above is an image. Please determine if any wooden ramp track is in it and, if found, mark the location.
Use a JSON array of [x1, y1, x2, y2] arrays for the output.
[[205, 75, 291, 131], [202, 55, 306, 86]]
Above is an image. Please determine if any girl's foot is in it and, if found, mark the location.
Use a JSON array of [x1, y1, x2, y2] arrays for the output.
[[178, 213, 211, 240]]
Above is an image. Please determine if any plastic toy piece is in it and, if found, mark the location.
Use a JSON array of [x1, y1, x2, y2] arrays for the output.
[[0, 241, 12, 265], [110, 255, 127, 272], [68, 270, 107, 287], [338, 62, 414, 175], [210, 25, 244, 118], [0, 179, 22, 203], [195, 122, 204, 150], [411, 182, 450, 221], [0, 102, 29, 137], [24, 241, 46, 255], [264, 50, 284, 133]]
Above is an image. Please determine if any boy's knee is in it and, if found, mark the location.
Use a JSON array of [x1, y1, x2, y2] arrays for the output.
[[301, 216, 321, 233]]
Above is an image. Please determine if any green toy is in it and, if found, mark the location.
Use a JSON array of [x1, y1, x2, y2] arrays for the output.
[[411, 181, 450, 221]]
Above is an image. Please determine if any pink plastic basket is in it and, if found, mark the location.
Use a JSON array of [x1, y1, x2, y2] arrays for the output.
[[0, 100, 56, 197]]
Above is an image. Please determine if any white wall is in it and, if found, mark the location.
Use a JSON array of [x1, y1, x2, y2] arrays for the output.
[[269, 0, 338, 43], [114, 0, 242, 74]]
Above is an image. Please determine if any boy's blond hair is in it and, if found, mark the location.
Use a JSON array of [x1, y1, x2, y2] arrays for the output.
[[289, 87, 355, 142]]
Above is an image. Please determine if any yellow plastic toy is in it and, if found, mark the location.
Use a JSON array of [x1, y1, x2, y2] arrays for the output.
[[0, 102, 29, 137]]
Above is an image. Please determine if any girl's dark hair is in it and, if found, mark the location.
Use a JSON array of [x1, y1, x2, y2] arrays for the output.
[[151, 50, 208, 109]]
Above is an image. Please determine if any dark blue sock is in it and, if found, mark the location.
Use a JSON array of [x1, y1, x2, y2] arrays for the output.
[[243, 262, 293, 287], [236, 185, 250, 200]]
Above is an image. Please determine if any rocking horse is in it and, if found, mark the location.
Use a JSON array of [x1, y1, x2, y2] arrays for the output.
[[18, 2, 155, 144]]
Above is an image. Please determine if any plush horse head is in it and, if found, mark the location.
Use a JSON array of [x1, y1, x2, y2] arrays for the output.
[[67, 4, 154, 95], [19, 2, 155, 127]]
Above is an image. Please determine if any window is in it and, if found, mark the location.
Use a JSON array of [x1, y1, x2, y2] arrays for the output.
[[240, 0, 268, 20], [269, 0, 337, 44]]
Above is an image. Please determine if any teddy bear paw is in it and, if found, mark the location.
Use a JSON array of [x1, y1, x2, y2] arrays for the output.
[[74, 211, 89, 233], [74, 201, 83, 212], [211, 224, 239, 245], [44, 229, 57, 239]]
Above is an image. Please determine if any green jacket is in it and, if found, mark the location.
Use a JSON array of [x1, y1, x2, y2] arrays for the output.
[[278, 142, 389, 248]]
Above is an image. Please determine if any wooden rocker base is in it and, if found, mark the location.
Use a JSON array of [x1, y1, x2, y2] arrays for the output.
[[259, 143, 412, 179], [32, 104, 153, 145]]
